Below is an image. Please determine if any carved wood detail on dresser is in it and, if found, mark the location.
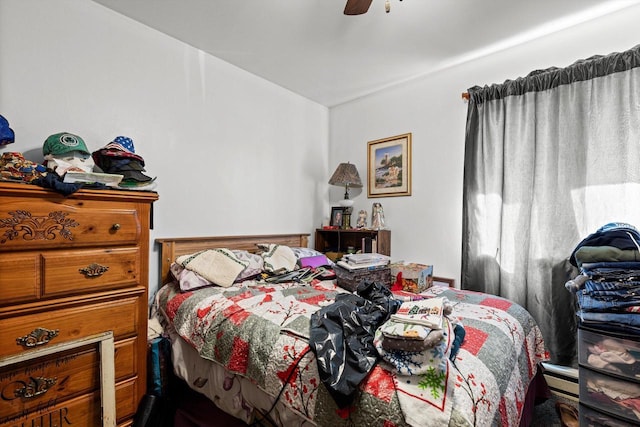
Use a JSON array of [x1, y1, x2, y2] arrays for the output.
[[0, 182, 158, 426]]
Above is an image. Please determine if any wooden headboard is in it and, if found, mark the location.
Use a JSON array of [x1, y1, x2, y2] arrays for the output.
[[155, 233, 309, 285]]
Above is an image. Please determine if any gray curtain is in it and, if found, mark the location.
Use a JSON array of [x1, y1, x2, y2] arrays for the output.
[[462, 44, 640, 365]]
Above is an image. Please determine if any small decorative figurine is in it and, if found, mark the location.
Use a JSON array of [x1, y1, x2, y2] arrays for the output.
[[371, 202, 386, 230], [356, 210, 367, 228]]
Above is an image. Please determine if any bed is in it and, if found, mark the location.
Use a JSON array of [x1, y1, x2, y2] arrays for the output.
[[153, 233, 550, 427]]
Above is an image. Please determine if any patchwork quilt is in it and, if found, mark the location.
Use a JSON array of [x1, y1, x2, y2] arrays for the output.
[[156, 280, 548, 427]]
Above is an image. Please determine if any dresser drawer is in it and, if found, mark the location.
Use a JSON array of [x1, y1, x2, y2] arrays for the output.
[[1, 295, 141, 358], [115, 337, 138, 381], [580, 403, 638, 427], [0, 248, 141, 306], [0, 196, 141, 251], [0, 337, 138, 424], [43, 247, 140, 298], [580, 366, 640, 424], [0, 391, 101, 427], [0, 252, 39, 304], [579, 326, 640, 380], [116, 377, 139, 423], [0, 344, 100, 420]]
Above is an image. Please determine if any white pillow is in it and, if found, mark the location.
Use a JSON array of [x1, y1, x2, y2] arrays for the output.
[[176, 248, 249, 288], [257, 244, 297, 273], [232, 250, 264, 281], [170, 262, 215, 291]]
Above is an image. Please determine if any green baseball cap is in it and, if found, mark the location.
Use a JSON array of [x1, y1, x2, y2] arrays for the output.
[[43, 132, 90, 156]]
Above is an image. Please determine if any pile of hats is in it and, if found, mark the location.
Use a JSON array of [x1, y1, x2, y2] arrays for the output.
[[0, 115, 47, 183], [0, 115, 156, 191], [43, 132, 96, 176], [92, 136, 155, 190], [0, 152, 47, 183]]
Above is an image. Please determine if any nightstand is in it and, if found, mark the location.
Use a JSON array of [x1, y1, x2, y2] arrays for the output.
[[314, 228, 390, 256]]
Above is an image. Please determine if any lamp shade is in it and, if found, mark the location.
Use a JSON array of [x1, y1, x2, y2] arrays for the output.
[[329, 162, 362, 207], [328, 162, 362, 188]]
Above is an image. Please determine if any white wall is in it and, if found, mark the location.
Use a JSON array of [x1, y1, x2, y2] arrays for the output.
[[329, 5, 640, 286], [3, 1, 640, 299], [0, 0, 329, 299]]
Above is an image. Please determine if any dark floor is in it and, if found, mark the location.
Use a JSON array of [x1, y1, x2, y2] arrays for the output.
[[164, 379, 574, 427], [173, 380, 246, 426], [531, 395, 577, 427]]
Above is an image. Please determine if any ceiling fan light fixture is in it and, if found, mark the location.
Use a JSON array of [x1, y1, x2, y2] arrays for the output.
[[344, 0, 401, 15]]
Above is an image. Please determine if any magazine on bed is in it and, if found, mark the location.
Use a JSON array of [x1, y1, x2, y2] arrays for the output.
[[390, 296, 444, 329]]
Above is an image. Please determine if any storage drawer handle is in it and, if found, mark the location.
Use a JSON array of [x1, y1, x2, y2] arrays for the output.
[[111, 223, 121, 231], [16, 327, 59, 348], [14, 376, 57, 399], [79, 263, 109, 277]]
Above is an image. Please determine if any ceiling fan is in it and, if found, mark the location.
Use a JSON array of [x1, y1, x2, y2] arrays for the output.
[[344, 0, 402, 15], [344, 0, 372, 15]]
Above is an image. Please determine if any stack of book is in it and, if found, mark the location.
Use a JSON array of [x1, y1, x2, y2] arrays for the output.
[[336, 253, 391, 271]]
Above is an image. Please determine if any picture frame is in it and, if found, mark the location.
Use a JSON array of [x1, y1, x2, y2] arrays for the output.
[[330, 207, 345, 227], [367, 133, 412, 198]]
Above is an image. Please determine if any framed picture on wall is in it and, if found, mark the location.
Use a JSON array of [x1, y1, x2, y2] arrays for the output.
[[330, 207, 345, 227], [367, 133, 412, 197]]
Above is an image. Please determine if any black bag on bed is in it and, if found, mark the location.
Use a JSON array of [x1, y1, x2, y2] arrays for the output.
[[309, 280, 400, 408]]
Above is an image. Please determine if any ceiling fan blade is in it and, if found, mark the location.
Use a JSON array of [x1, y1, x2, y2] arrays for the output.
[[344, 0, 373, 15]]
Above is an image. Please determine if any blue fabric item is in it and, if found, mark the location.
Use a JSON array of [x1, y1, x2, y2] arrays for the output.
[[577, 290, 640, 312], [578, 310, 640, 327], [113, 135, 135, 152], [147, 337, 171, 397], [581, 260, 640, 270], [449, 324, 466, 362], [0, 115, 15, 146], [597, 222, 640, 233], [33, 173, 83, 196], [584, 279, 640, 294], [581, 261, 640, 281], [33, 173, 107, 196], [578, 319, 640, 335], [570, 224, 640, 267]]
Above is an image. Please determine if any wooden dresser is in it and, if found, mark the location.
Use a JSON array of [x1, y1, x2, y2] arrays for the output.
[[0, 182, 157, 426]]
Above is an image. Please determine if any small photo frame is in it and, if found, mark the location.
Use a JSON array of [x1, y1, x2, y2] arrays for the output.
[[367, 133, 412, 198], [330, 207, 345, 227]]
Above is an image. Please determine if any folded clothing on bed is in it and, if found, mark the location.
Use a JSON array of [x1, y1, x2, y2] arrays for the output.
[[381, 326, 445, 352], [375, 317, 453, 376]]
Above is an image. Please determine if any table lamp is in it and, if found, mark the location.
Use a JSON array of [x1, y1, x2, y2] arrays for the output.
[[329, 162, 362, 228]]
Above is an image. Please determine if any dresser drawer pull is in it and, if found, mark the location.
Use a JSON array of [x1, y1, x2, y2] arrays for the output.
[[79, 263, 109, 277], [14, 376, 57, 399], [111, 223, 121, 231], [16, 327, 59, 348]]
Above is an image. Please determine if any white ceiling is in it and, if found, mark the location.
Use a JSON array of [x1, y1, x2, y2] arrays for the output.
[[92, 0, 639, 107]]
